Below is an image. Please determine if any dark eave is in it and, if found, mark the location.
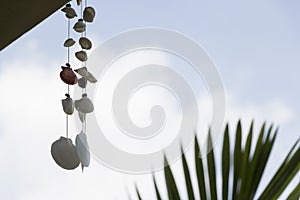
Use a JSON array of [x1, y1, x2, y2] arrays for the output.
[[0, 0, 68, 51]]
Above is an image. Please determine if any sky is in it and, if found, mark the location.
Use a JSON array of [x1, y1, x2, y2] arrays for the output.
[[0, 0, 300, 199]]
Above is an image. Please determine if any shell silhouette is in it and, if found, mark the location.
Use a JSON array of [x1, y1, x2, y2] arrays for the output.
[[73, 19, 86, 33], [83, 7, 95, 23], [60, 63, 78, 85], [78, 77, 87, 88], [74, 67, 97, 83], [62, 94, 74, 115], [78, 111, 86, 122], [79, 37, 92, 50], [76, 0, 82, 6], [75, 132, 90, 171], [75, 50, 87, 62], [63, 38, 76, 47], [61, 4, 77, 19], [75, 93, 94, 113], [51, 137, 80, 170]]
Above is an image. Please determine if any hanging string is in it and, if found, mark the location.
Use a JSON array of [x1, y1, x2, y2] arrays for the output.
[[81, 2, 83, 18], [66, 5, 71, 138], [66, 85, 70, 138], [84, 118, 87, 133], [67, 19, 70, 64], [81, 88, 84, 132], [84, 0, 87, 38], [66, 115, 69, 138]]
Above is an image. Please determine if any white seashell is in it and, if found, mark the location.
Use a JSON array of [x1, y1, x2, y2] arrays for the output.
[[73, 19, 86, 33], [83, 7, 95, 23], [51, 136, 80, 170], [78, 111, 86, 123], [61, 94, 74, 115], [78, 77, 87, 88], [75, 93, 94, 113], [61, 4, 77, 19], [75, 50, 87, 62], [79, 37, 92, 50], [75, 132, 90, 171], [74, 67, 97, 83], [63, 38, 76, 47]]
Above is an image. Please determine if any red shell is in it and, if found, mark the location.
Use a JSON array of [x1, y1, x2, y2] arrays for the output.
[[60, 66, 78, 85]]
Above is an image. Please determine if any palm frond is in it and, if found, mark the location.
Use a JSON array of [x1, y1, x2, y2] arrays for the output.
[[164, 157, 181, 200], [181, 146, 195, 200], [133, 122, 300, 200], [152, 174, 162, 200], [287, 182, 300, 200], [207, 131, 217, 200], [222, 124, 230, 200], [195, 135, 207, 200]]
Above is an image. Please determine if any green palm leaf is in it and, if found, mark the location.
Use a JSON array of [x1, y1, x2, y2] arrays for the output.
[[232, 120, 242, 200], [181, 146, 195, 200], [207, 131, 217, 200], [135, 184, 142, 200], [287, 182, 300, 200], [238, 121, 253, 200], [152, 174, 162, 200], [164, 157, 180, 200], [222, 124, 230, 200], [133, 122, 300, 200], [195, 135, 207, 200]]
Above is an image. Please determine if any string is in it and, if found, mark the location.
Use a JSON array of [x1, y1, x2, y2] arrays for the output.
[[81, 2, 83, 18], [84, 0, 87, 38], [66, 4, 71, 138], [66, 115, 69, 138], [81, 88, 84, 132], [66, 83, 70, 138]]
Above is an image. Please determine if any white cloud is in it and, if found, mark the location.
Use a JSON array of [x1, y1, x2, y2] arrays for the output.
[[0, 42, 298, 200]]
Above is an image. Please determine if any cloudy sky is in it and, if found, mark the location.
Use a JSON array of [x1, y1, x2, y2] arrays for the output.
[[0, 0, 299, 199]]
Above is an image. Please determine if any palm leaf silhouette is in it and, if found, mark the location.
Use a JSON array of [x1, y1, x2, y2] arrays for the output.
[[134, 121, 300, 200]]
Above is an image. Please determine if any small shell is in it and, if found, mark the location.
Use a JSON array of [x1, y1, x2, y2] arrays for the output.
[[73, 19, 86, 33], [78, 111, 86, 123], [60, 63, 78, 85], [63, 38, 76, 47], [51, 136, 80, 170], [78, 77, 87, 88], [75, 93, 94, 113], [76, 0, 82, 6], [75, 51, 87, 62], [62, 94, 74, 115], [79, 37, 92, 50], [74, 67, 97, 83], [83, 7, 95, 23], [61, 4, 77, 19], [75, 132, 90, 171]]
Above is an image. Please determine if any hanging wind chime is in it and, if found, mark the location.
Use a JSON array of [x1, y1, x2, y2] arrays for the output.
[[51, 0, 96, 171]]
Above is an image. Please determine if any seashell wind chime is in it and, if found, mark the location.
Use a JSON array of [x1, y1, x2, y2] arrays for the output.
[[51, 0, 96, 171]]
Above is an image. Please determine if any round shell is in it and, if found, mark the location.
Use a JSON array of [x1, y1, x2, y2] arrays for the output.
[[61, 4, 77, 19], [60, 65, 78, 85], [75, 94, 94, 113], [79, 37, 92, 50], [83, 7, 95, 23], [63, 38, 76, 47], [75, 51, 87, 62], [51, 136, 80, 170], [73, 19, 86, 33]]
